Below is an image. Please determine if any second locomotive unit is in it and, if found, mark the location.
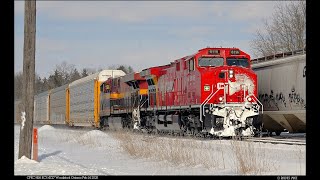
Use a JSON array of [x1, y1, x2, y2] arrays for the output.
[[100, 47, 263, 137]]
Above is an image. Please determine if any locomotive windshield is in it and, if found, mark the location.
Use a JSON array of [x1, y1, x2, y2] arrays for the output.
[[226, 58, 250, 68], [198, 57, 224, 67]]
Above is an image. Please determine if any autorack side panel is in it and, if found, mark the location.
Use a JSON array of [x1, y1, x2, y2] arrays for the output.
[[69, 76, 95, 126], [50, 84, 68, 125], [34, 90, 50, 125]]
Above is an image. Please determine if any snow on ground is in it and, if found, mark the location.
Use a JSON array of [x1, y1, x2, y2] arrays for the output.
[[14, 124, 306, 175]]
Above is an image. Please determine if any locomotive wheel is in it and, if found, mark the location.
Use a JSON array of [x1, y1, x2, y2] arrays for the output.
[[258, 125, 263, 138], [190, 127, 195, 136], [275, 131, 281, 136]]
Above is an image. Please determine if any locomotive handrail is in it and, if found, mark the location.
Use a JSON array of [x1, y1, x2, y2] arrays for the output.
[[246, 94, 263, 114], [200, 83, 224, 122], [243, 84, 246, 101], [140, 98, 148, 108], [242, 84, 263, 114]]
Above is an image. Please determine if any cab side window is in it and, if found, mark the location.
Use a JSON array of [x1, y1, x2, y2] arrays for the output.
[[105, 84, 110, 93], [188, 58, 194, 72]]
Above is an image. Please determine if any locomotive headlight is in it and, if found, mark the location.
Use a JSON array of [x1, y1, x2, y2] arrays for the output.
[[219, 97, 223, 101], [247, 96, 253, 102], [229, 70, 234, 78]]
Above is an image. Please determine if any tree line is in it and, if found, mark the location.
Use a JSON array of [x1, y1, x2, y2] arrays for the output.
[[250, 0, 306, 57], [14, 62, 134, 100]]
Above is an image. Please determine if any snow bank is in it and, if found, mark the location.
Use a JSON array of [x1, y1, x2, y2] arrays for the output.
[[83, 130, 108, 138], [15, 156, 38, 164], [71, 130, 120, 149], [38, 125, 55, 132], [14, 124, 306, 175]]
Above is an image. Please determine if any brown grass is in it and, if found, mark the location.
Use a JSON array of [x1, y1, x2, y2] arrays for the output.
[[111, 130, 278, 174], [229, 138, 276, 175], [111, 130, 221, 169], [295, 146, 305, 175]]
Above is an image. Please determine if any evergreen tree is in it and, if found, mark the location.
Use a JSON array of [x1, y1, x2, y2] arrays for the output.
[[117, 65, 128, 74], [53, 69, 63, 87], [81, 68, 88, 78], [42, 77, 49, 91], [128, 66, 134, 73], [70, 68, 82, 82]]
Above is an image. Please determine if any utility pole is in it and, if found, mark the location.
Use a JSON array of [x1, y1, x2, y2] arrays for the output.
[[18, 0, 36, 159]]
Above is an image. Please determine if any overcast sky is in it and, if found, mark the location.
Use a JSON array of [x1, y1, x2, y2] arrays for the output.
[[14, 1, 286, 78]]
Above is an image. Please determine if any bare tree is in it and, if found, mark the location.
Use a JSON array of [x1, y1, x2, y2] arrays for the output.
[[250, 0, 306, 57], [55, 61, 75, 85], [86, 67, 98, 75], [19, 0, 36, 159]]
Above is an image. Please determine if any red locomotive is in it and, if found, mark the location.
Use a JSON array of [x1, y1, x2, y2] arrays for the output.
[[99, 47, 263, 137]]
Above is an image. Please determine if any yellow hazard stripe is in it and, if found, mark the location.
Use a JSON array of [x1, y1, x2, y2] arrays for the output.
[[139, 89, 148, 95]]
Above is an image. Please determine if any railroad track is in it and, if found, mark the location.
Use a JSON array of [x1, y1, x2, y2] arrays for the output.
[[44, 124, 306, 145], [242, 136, 306, 145], [130, 130, 307, 146], [124, 129, 307, 146]]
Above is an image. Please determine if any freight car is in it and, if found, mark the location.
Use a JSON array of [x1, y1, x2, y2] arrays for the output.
[[251, 50, 306, 135]]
